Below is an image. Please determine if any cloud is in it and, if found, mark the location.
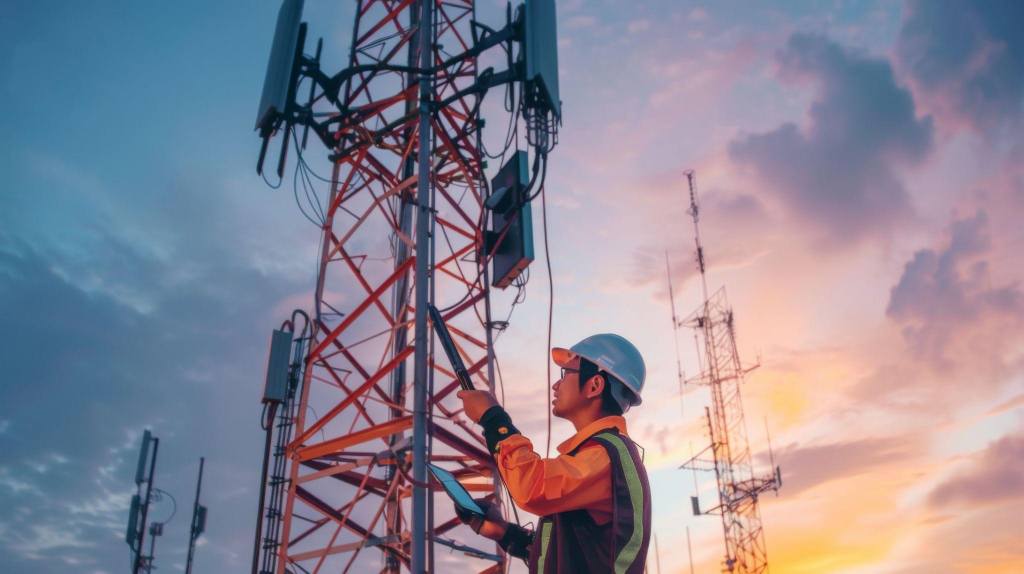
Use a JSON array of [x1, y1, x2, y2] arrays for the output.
[[0, 468, 44, 497], [886, 210, 1023, 364], [0, 156, 309, 571], [987, 394, 1024, 416], [729, 33, 933, 245], [626, 19, 650, 34], [564, 15, 596, 30], [846, 208, 1024, 411], [3, 524, 95, 560], [769, 436, 917, 496], [928, 431, 1024, 508], [897, 0, 1024, 132]]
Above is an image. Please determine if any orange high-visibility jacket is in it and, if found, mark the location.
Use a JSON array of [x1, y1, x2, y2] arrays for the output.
[[479, 408, 651, 572], [493, 415, 629, 524]]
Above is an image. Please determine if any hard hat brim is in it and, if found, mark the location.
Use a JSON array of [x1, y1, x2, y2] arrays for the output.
[[551, 347, 576, 367]]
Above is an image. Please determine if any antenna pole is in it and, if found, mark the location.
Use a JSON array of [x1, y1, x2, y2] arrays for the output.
[[654, 532, 663, 574], [689, 441, 700, 495], [252, 406, 273, 574], [185, 457, 205, 574], [147, 523, 160, 573], [764, 417, 776, 471], [411, 0, 435, 571], [685, 170, 710, 304], [687, 526, 695, 574], [666, 252, 686, 417]]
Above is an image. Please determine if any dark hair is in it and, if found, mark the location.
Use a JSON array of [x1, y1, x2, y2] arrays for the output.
[[579, 358, 624, 416]]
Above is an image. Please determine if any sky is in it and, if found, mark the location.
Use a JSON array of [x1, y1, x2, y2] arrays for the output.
[[1, 1, 1022, 573]]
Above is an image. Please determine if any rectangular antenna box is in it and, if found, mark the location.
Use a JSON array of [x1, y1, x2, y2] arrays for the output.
[[263, 329, 293, 403], [125, 494, 140, 546], [256, 0, 305, 133], [134, 430, 151, 485], [488, 151, 534, 289], [524, 0, 561, 119], [194, 505, 208, 537]]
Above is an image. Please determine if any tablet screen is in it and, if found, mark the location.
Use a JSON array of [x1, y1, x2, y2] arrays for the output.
[[427, 464, 485, 516]]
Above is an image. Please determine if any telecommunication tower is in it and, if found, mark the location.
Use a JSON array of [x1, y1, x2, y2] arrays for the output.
[[675, 170, 782, 573], [250, 1, 561, 573]]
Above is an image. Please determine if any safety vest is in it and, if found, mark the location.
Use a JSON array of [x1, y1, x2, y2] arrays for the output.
[[526, 428, 652, 573]]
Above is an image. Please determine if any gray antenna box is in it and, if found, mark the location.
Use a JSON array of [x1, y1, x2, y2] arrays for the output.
[[490, 151, 534, 288], [134, 430, 151, 485], [263, 329, 293, 403], [524, 0, 561, 120], [256, 0, 305, 133]]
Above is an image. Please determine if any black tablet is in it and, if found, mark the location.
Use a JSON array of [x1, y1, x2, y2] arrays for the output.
[[428, 304, 475, 391], [427, 463, 485, 517]]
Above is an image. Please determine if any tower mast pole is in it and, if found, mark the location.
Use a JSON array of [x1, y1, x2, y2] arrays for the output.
[[410, 0, 434, 570], [185, 456, 205, 574]]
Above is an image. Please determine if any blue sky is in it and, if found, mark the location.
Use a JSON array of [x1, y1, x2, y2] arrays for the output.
[[1, 2, 325, 571]]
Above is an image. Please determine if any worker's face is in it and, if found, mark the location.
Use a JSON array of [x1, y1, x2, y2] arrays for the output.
[[551, 357, 602, 418]]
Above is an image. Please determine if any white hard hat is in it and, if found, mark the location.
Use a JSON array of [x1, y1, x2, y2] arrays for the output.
[[552, 333, 646, 412]]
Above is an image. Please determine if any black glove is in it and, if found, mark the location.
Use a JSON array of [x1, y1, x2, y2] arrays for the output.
[[454, 498, 504, 534], [455, 499, 533, 559]]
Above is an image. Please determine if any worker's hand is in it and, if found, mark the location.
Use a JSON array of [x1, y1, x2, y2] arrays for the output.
[[455, 498, 508, 541], [457, 390, 498, 423]]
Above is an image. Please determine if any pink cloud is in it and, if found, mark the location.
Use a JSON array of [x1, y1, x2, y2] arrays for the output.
[[729, 33, 933, 247], [886, 210, 1023, 368], [928, 430, 1024, 508], [768, 435, 920, 496]]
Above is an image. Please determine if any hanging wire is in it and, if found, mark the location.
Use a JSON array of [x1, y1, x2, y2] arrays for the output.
[[539, 168, 555, 459], [150, 488, 178, 525], [262, 167, 284, 189], [481, 82, 520, 162], [291, 158, 325, 227]]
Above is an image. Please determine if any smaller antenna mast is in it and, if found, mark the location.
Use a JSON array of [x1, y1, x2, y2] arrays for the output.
[[666, 252, 686, 417], [185, 457, 208, 574], [654, 532, 663, 574], [687, 526, 696, 574], [685, 169, 710, 303], [127, 430, 159, 574]]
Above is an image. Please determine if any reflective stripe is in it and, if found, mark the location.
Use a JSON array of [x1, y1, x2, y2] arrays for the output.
[[596, 432, 645, 574], [537, 519, 553, 571]]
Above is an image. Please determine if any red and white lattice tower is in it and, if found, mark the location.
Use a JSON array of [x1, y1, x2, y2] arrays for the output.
[[272, 2, 503, 572]]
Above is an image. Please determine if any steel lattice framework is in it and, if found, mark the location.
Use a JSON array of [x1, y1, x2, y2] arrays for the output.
[[272, 1, 503, 572], [678, 171, 781, 574]]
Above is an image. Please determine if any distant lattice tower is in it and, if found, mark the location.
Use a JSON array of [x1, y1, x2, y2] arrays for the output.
[[676, 170, 782, 573]]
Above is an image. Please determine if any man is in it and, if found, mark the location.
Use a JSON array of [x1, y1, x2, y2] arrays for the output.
[[457, 333, 651, 573]]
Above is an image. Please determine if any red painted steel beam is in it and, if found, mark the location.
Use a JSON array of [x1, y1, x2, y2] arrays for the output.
[[308, 257, 415, 361], [296, 416, 414, 462], [291, 361, 414, 450]]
